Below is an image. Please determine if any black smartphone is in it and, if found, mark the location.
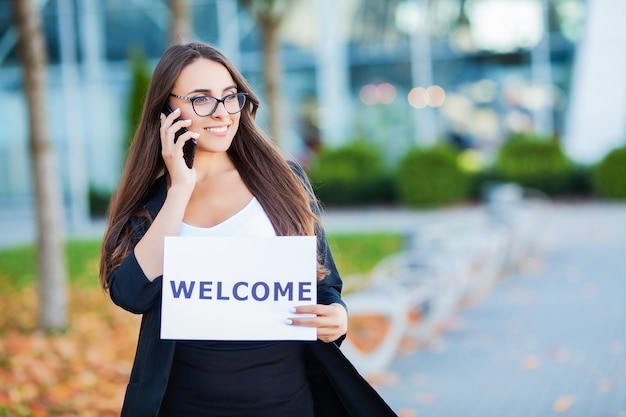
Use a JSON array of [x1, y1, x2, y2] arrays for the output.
[[163, 104, 196, 169]]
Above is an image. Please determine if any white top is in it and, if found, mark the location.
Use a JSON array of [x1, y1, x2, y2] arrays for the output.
[[178, 197, 276, 237]]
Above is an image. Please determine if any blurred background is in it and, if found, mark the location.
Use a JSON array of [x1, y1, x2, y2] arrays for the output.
[[2, 1, 626, 416], [3, 0, 622, 230]]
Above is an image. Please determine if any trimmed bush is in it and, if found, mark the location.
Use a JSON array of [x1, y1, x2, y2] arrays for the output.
[[125, 49, 152, 155], [568, 164, 593, 196], [88, 185, 111, 217], [591, 146, 626, 199], [394, 145, 472, 207], [494, 134, 573, 195], [308, 142, 392, 206]]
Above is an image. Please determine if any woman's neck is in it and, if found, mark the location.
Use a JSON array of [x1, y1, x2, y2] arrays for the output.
[[193, 151, 236, 182]]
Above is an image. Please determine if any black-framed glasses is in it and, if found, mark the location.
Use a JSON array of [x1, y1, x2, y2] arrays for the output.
[[170, 92, 248, 117]]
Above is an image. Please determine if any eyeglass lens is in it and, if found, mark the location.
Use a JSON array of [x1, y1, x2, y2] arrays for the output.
[[193, 93, 246, 116]]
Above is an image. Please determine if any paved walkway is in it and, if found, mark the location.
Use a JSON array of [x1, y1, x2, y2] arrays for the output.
[[369, 202, 626, 417]]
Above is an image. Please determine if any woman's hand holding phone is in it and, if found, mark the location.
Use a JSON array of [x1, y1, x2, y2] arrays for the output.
[[160, 108, 199, 189], [135, 109, 198, 281], [162, 106, 197, 168]]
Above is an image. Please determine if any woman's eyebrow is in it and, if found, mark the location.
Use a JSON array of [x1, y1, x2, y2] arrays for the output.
[[186, 85, 237, 95]]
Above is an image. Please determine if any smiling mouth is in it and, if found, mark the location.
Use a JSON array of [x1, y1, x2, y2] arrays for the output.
[[206, 126, 228, 134]]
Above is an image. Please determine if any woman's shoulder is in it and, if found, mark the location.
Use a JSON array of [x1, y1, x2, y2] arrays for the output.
[[286, 159, 311, 188], [286, 159, 305, 177]]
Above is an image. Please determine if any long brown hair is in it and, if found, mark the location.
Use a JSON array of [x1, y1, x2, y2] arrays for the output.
[[99, 42, 325, 290]]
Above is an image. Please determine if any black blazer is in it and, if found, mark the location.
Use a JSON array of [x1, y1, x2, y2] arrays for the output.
[[107, 162, 397, 416]]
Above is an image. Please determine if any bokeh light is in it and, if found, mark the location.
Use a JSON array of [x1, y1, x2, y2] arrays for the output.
[[359, 84, 378, 105], [408, 85, 446, 109], [426, 85, 446, 107], [360, 83, 397, 105], [408, 87, 428, 109], [375, 83, 397, 104]]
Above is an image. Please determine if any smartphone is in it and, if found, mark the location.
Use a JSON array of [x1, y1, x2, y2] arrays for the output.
[[163, 104, 196, 169]]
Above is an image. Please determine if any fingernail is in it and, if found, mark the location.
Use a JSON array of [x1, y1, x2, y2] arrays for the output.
[[192, 132, 200, 137], [289, 307, 297, 313], [284, 319, 293, 325], [160, 113, 164, 119], [174, 108, 181, 113]]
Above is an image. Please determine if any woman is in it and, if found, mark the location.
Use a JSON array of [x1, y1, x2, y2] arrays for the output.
[[100, 42, 396, 417]]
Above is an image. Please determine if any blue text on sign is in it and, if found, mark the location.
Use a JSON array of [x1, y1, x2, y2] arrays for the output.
[[169, 280, 313, 302]]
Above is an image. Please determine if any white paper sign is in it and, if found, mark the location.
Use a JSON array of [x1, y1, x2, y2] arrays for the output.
[[161, 236, 317, 341]]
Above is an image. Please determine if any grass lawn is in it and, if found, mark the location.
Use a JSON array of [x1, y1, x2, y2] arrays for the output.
[[0, 234, 401, 290], [0, 233, 401, 416]]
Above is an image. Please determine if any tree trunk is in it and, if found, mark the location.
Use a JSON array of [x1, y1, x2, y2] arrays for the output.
[[260, 18, 283, 146], [238, 0, 295, 146], [11, 0, 68, 331], [170, 0, 190, 43]]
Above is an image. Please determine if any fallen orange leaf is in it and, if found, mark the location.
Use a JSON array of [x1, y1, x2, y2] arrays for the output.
[[347, 314, 391, 353], [418, 392, 437, 405], [521, 354, 541, 370], [553, 395, 576, 413]]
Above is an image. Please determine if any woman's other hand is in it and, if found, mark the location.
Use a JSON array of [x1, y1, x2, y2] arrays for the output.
[[289, 303, 348, 343]]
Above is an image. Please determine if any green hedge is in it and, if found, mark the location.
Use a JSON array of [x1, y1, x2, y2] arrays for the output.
[[494, 134, 573, 195], [125, 49, 152, 156], [591, 146, 626, 199], [308, 142, 393, 206], [88, 185, 111, 217], [394, 145, 472, 207]]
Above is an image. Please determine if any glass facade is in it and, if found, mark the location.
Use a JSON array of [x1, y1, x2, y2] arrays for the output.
[[0, 0, 585, 224]]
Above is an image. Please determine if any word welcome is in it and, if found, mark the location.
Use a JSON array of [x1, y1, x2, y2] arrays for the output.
[[169, 280, 313, 302]]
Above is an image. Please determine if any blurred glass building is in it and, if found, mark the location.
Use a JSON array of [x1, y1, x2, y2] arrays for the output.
[[0, 0, 606, 230]]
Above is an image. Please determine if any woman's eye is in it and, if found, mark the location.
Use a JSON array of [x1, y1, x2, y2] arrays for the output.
[[194, 96, 212, 105]]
